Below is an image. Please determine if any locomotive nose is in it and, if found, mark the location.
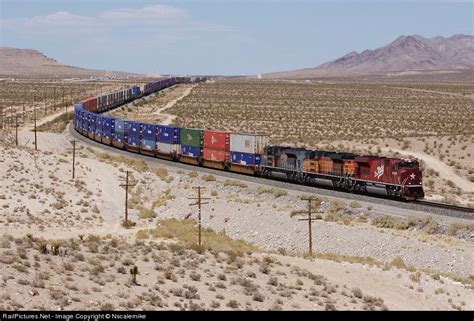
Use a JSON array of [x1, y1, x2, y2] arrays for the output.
[[401, 169, 422, 185]]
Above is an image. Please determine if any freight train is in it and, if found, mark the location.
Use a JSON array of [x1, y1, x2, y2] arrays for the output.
[[73, 77, 424, 201]]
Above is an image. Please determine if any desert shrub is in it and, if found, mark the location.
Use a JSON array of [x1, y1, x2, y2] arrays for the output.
[[147, 218, 257, 255], [352, 288, 363, 299], [371, 215, 408, 230], [224, 180, 248, 188], [447, 222, 474, 236], [389, 256, 407, 269], [138, 207, 156, 220]]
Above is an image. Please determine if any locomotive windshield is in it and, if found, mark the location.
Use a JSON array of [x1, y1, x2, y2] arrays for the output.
[[398, 161, 418, 168]]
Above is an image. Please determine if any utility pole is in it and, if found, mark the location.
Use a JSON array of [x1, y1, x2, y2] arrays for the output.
[[43, 90, 47, 116], [120, 171, 136, 226], [296, 197, 323, 257], [53, 86, 56, 111], [15, 115, 18, 147], [33, 106, 38, 151], [62, 86, 66, 116], [188, 186, 210, 246], [71, 140, 76, 179]]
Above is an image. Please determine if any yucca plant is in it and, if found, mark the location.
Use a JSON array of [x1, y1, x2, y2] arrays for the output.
[[130, 265, 138, 284]]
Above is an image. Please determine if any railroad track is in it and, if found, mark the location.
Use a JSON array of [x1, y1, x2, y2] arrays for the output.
[[68, 123, 474, 221], [415, 200, 474, 214]]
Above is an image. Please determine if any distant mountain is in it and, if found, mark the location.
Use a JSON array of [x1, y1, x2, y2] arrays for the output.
[[0, 47, 140, 78], [263, 34, 474, 79]]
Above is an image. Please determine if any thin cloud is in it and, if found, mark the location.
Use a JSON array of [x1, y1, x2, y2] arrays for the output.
[[99, 5, 188, 21], [4, 11, 97, 30], [3, 4, 219, 31]]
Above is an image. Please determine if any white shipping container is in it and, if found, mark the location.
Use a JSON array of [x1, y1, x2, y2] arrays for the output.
[[230, 133, 268, 154], [156, 142, 181, 154]]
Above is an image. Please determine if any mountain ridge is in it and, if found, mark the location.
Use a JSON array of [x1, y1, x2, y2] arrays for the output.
[[0, 47, 140, 78], [263, 34, 474, 79]]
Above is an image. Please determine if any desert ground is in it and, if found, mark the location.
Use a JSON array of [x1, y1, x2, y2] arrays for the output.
[[163, 79, 474, 205], [0, 78, 473, 310]]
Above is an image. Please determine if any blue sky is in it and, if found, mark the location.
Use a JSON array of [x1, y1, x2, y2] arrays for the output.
[[1, 0, 473, 75]]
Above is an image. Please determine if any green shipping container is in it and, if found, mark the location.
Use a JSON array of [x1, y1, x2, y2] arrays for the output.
[[180, 128, 203, 147]]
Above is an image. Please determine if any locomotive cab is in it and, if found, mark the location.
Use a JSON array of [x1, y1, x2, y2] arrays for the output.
[[397, 160, 424, 200]]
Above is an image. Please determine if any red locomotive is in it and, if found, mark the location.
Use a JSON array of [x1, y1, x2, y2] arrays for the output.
[[260, 147, 424, 201]]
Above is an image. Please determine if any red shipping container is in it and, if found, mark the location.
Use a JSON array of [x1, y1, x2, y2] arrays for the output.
[[203, 130, 230, 150], [203, 148, 230, 162], [84, 97, 98, 112]]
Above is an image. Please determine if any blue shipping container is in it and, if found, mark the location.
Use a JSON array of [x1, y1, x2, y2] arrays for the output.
[[81, 112, 88, 131], [88, 114, 96, 133], [128, 122, 142, 137], [158, 125, 180, 144], [114, 132, 125, 143], [115, 119, 125, 134], [142, 123, 157, 140], [181, 145, 201, 158], [127, 135, 141, 147], [95, 116, 104, 136], [132, 86, 141, 97], [74, 109, 80, 129], [103, 117, 114, 138], [231, 152, 261, 166]]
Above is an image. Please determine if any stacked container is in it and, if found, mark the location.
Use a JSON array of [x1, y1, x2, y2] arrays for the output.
[[180, 128, 203, 158], [87, 113, 96, 139], [94, 115, 104, 142], [127, 121, 142, 148], [132, 86, 141, 98], [113, 119, 127, 145], [157, 125, 181, 157], [230, 133, 268, 166], [142, 123, 157, 151], [83, 97, 98, 112], [74, 107, 81, 133], [102, 117, 114, 144], [80, 111, 88, 134], [203, 130, 230, 167]]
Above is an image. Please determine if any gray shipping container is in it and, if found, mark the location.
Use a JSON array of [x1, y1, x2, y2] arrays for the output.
[[156, 142, 181, 155], [230, 133, 268, 154]]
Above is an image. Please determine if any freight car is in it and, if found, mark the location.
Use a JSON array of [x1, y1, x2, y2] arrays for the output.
[[73, 76, 424, 201]]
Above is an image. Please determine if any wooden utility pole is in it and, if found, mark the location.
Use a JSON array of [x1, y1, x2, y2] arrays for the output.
[[53, 86, 57, 111], [188, 186, 210, 246], [33, 106, 38, 151], [15, 116, 18, 147], [296, 197, 323, 257], [43, 90, 47, 116], [62, 86, 66, 116], [120, 171, 136, 225], [71, 140, 76, 179]]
